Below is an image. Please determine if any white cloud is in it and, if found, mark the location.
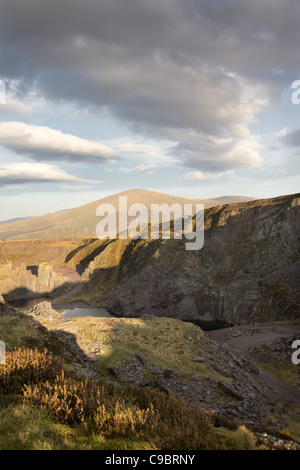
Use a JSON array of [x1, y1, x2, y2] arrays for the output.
[[60, 184, 96, 190], [112, 142, 172, 162], [0, 162, 101, 186], [0, 122, 117, 163], [185, 170, 228, 181], [119, 164, 157, 173], [0, 99, 32, 116]]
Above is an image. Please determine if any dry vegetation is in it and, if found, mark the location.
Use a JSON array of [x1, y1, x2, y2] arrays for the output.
[[0, 347, 256, 450]]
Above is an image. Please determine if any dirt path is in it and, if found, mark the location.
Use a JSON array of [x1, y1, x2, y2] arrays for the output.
[[227, 329, 298, 351], [258, 368, 300, 404], [227, 329, 300, 404], [52, 266, 85, 305]]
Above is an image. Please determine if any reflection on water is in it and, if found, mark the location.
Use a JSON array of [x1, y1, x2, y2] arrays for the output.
[[186, 320, 233, 331], [7, 297, 112, 318], [63, 307, 112, 318]]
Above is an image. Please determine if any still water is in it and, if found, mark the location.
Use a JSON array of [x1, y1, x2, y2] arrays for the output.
[[8, 297, 112, 318], [8, 298, 232, 330]]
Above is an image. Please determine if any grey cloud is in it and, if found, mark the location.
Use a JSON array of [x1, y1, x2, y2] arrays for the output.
[[279, 128, 300, 147], [0, 0, 298, 172]]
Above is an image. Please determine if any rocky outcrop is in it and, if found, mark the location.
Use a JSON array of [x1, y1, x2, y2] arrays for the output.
[[0, 294, 15, 315], [250, 333, 300, 368], [0, 193, 299, 325], [0, 262, 79, 300], [102, 193, 300, 324], [106, 351, 287, 426]]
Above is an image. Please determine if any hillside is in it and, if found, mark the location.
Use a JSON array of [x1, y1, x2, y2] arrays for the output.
[[0, 194, 299, 449], [98, 192, 300, 324], [0, 189, 253, 241], [0, 299, 299, 449], [0, 192, 299, 326]]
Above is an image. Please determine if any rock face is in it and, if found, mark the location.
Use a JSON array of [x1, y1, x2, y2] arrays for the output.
[[103, 193, 300, 324], [0, 193, 299, 325], [0, 262, 79, 300], [0, 239, 83, 300], [106, 351, 286, 426]]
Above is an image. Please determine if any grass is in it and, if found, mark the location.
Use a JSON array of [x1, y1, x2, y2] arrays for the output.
[[0, 404, 152, 450], [71, 316, 224, 381], [0, 347, 258, 450], [212, 425, 256, 450], [0, 315, 43, 349]]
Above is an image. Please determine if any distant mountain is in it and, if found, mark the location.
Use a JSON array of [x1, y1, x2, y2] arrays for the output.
[[0, 217, 32, 225], [0, 189, 254, 240]]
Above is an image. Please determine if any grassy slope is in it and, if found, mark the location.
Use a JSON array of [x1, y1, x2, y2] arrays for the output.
[[70, 315, 224, 381], [0, 238, 87, 267], [0, 312, 259, 450]]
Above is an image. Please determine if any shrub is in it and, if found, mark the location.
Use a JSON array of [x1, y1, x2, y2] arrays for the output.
[[22, 372, 157, 439], [0, 348, 62, 395], [22, 373, 219, 449], [18, 351, 252, 450], [113, 385, 216, 449]]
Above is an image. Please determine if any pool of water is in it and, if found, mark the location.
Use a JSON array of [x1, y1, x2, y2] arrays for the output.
[[63, 307, 112, 318], [7, 298, 232, 330], [185, 319, 233, 331], [7, 297, 112, 318]]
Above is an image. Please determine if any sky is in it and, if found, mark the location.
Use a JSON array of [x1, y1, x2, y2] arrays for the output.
[[0, 0, 300, 220]]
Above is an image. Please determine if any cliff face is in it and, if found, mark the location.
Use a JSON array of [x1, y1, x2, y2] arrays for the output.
[[0, 194, 299, 324], [0, 262, 79, 300], [0, 239, 84, 300], [100, 193, 300, 323]]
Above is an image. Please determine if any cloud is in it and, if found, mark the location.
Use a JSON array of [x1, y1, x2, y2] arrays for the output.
[[277, 127, 300, 147], [119, 164, 157, 173], [0, 122, 117, 163], [0, 98, 31, 116], [170, 135, 262, 172], [60, 184, 95, 190], [113, 142, 172, 162], [185, 170, 228, 181], [0, 162, 101, 186], [1, 0, 299, 172]]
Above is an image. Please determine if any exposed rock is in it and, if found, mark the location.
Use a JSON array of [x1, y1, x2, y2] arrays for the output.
[[102, 194, 300, 324], [0, 262, 78, 300], [192, 356, 206, 363], [105, 350, 287, 426], [255, 432, 300, 450], [251, 334, 300, 363], [217, 380, 244, 400], [0, 294, 16, 315], [28, 301, 67, 324]]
